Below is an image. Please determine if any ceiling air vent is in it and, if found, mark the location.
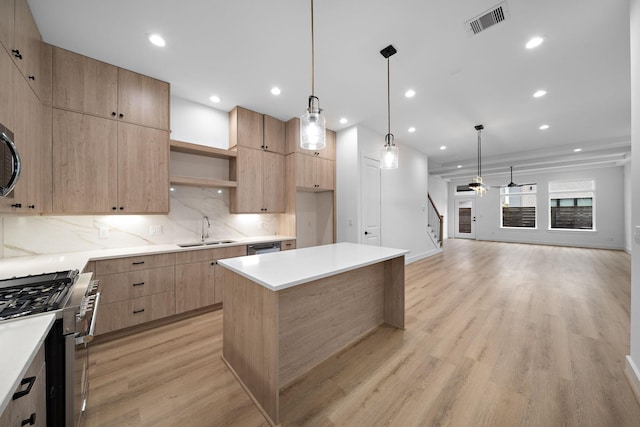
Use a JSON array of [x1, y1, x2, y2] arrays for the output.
[[465, 2, 510, 36]]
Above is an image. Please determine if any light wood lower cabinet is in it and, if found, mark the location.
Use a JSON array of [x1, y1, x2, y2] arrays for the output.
[[281, 240, 296, 251], [98, 266, 175, 304], [96, 291, 175, 335], [4, 344, 46, 427], [175, 245, 246, 313]]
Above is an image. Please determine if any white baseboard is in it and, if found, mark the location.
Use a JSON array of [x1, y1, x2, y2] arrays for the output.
[[625, 356, 640, 404], [406, 248, 442, 264]]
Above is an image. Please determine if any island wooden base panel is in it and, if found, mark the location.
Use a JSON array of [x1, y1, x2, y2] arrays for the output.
[[83, 239, 640, 426]]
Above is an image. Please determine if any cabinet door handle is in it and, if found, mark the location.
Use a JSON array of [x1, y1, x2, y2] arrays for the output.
[[28, 204, 35, 209], [132, 261, 145, 265], [21, 413, 36, 426], [119, 113, 124, 118], [211, 261, 217, 265], [119, 206, 124, 210], [112, 206, 117, 210], [111, 112, 117, 117], [12, 377, 36, 400], [133, 308, 145, 314], [28, 75, 35, 80], [132, 282, 145, 286], [11, 49, 22, 59], [11, 203, 22, 208]]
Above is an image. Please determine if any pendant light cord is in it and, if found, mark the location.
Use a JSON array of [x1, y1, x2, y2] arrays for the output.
[[310, 0, 315, 97], [387, 58, 391, 137], [478, 129, 481, 177]]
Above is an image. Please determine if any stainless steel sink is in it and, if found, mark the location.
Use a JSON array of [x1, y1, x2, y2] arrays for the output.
[[205, 240, 236, 245], [177, 242, 205, 248], [177, 240, 236, 248]]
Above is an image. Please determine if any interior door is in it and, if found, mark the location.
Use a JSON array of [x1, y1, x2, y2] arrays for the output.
[[361, 156, 381, 246], [455, 198, 476, 239]]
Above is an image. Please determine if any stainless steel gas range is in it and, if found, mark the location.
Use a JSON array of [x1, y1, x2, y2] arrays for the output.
[[0, 270, 100, 427]]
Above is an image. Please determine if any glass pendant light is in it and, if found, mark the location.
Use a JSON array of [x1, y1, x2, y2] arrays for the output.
[[300, 0, 326, 150], [380, 45, 398, 170], [468, 124, 488, 196]]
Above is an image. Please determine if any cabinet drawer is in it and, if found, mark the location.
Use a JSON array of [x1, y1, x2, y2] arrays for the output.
[[281, 240, 296, 251], [12, 345, 46, 427], [97, 266, 175, 303], [96, 291, 175, 335], [95, 253, 175, 275], [175, 245, 246, 264]]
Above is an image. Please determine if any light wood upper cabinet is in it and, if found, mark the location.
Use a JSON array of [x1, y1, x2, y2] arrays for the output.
[[230, 147, 285, 213], [52, 48, 169, 130], [52, 46, 118, 118], [229, 106, 263, 150], [117, 68, 169, 130], [263, 114, 285, 154], [294, 153, 334, 191], [52, 109, 169, 214], [262, 150, 286, 211], [13, 0, 42, 94], [285, 117, 336, 160], [52, 109, 118, 213], [0, 0, 15, 54], [117, 122, 169, 213], [229, 107, 285, 154], [0, 47, 14, 130], [0, 66, 41, 213]]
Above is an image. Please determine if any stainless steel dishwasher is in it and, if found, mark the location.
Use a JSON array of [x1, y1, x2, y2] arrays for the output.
[[247, 241, 281, 255]]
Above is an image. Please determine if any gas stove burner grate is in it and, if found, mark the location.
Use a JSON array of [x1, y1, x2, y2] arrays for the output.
[[0, 270, 78, 321]]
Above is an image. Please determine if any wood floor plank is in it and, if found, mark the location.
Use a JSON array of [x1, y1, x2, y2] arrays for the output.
[[83, 239, 640, 426]]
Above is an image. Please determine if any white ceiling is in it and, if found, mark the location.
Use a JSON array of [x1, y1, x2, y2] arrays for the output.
[[28, 0, 631, 181]]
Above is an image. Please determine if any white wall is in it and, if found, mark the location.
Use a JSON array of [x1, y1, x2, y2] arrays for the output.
[[625, 159, 633, 253], [428, 175, 449, 239], [448, 166, 625, 250], [336, 125, 436, 263], [170, 96, 229, 148], [628, 0, 640, 396]]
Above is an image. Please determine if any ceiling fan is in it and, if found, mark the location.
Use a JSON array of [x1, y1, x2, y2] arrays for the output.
[[492, 166, 537, 189]]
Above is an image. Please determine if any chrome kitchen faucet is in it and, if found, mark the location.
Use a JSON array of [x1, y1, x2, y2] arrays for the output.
[[201, 216, 210, 242]]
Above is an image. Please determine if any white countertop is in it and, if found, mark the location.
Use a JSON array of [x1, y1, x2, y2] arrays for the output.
[[0, 313, 56, 415], [218, 242, 408, 291], [0, 235, 295, 280]]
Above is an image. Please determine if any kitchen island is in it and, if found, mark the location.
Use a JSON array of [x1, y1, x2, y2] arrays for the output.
[[218, 242, 408, 426]]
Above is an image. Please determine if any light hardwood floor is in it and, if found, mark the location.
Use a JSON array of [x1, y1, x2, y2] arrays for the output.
[[84, 239, 640, 426]]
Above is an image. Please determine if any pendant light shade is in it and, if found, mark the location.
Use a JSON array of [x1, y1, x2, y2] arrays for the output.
[[468, 124, 488, 196], [300, 0, 326, 150], [380, 45, 398, 170], [301, 96, 326, 150]]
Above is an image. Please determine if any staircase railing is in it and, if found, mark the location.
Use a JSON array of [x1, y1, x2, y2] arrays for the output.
[[427, 193, 444, 247]]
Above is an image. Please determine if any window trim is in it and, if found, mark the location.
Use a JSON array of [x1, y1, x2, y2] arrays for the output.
[[499, 186, 537, 230], [548, 179, 596, 232]]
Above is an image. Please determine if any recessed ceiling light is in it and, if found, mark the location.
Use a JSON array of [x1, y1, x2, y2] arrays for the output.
[[574, 148, 582, 152], [339, 118, 348, 124], [405, 89, 416, 98], [457, 165, 462, 168], [539, 124, 550, 130], [148, 34, 166, 47], [270, 87, 281, 95], [209, 95, 221, 103], [440, 145, 447, 150], [526, 37, 544, 49], [408, 127, 416, 133], [533, 90, 547, 98]]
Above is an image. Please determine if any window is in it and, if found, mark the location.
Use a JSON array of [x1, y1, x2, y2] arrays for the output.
[[501, 185, 537, 228], [549, 180, 595, 230]]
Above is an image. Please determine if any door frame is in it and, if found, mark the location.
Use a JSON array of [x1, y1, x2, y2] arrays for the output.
[[360, 155, 381, 246], [454, 197, 476, 239]]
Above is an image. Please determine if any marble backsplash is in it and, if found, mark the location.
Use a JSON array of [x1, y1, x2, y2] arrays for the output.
[[0, 186, 279, 258]]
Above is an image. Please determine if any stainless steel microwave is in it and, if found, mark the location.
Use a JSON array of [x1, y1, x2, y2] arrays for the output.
[[0, 122, 21, 197]]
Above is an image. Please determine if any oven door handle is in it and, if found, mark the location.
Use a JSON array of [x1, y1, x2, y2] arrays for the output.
[[76, 292, 100, 345]]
